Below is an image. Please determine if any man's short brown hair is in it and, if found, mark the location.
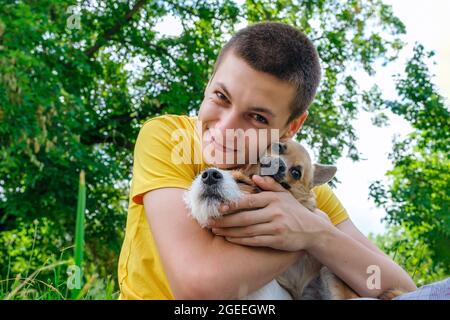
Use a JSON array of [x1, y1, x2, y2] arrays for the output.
[[212, 22, 321, 124]]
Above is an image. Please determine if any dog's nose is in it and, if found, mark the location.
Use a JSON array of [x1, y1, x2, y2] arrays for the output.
[[201, 169, 223, 185], [260, 157, 286, 176], [278, 161, 286, 174]]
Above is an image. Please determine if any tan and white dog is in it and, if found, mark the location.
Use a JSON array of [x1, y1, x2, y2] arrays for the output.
[[184, 140, 399, 300]]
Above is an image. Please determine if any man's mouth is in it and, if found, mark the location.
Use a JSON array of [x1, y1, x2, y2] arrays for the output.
[[211, 136, 238, 152]]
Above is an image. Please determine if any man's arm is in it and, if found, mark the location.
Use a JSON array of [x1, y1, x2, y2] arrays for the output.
[[308, 219, 417, 297], [144, 188, 302, 299], [208, 176, 417, 298]]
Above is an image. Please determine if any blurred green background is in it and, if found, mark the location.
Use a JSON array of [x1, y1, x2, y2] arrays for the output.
[[0, 0, 448, 299]]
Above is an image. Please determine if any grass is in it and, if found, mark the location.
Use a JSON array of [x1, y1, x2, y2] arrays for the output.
[[0, 264, 118, 300], [72, 170, 86, 299], [0, 170, 119, 300]]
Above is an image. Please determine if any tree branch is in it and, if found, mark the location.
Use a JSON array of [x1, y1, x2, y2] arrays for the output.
[[81, 133, 135, 150], [85, 0, 148, 58], [81, 102, 167, 149]]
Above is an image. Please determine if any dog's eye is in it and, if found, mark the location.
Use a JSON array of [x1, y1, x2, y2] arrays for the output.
[[290, 167, 302, 180]]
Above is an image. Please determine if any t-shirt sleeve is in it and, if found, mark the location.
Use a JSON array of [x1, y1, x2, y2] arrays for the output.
[[313, 184, 349, 225], [131, 116, 198, 205]]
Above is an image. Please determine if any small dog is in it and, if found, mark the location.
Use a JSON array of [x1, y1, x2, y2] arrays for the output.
[[184, 140, 399, 299]]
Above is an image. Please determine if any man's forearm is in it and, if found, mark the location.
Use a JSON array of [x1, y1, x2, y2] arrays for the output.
[[196, 234, 303, 299], [308, 226, 416, 297]]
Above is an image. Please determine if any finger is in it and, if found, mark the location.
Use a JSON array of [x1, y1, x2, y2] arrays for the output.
[[212, 222, 275, 237], [220, 192, 274, 214], [225, 235, 278, 247], [252, 175, 286, 192], [208, 207, 272, 228]]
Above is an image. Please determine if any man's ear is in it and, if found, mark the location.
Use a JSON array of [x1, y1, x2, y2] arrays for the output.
[[313, 164, 337, 186], [280, 111, 308, 141]]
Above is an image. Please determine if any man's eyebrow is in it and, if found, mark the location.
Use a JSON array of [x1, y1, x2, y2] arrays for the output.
[[216, 82, 276, 118], [216, 82, 232, 100]]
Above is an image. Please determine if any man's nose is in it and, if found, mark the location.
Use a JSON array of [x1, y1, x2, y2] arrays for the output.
[[215, 111, 241, 135], [201, 169, 223, 185]]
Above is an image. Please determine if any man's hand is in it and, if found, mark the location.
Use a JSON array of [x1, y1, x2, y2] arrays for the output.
[[207, 175, 332, 251]]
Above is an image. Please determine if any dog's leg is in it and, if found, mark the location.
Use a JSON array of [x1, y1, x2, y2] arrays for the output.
[[377, 288, 405, 300], [317, 267, 359, 300], [276, 254, 322, 300]]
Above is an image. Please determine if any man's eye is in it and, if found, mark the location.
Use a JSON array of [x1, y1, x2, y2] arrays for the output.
[[290, 167, 302, 180], [251, 113, 268, 124], [214, 91, 227, 101]]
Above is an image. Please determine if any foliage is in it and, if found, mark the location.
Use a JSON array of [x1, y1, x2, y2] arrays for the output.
[[369, 45, 450, 274], [0, 218, 62, 276], [0, 214, 117, 299], [370, 225, 447, 287]]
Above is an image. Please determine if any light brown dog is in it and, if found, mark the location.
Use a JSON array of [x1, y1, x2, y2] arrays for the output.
[[231, 140, 359, 299], [185, 140, 402, 299]]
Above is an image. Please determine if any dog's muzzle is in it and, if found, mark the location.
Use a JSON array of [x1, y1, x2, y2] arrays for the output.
[[201, 168, 223, 186], [260, 156, 287, 183], [200, 168, 226, 201], [184, 168, 243, 227]]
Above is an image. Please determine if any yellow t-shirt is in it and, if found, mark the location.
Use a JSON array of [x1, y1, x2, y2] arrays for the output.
[[118, 114, 349, 299]]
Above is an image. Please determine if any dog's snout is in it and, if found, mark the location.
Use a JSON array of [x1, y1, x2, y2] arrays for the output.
[[260, 158, 271, 168], [201, 169, 223, 185], [261, 157, 286, 175], [278, 161, 286, 173], [260, 157, 287, 184]]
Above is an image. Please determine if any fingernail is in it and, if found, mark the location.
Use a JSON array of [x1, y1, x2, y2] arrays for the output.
[[207, 219, 215, 226], [220, 205, 229, 212]]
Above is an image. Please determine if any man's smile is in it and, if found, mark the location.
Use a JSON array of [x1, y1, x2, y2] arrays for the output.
[[211, 135, 238, 152]]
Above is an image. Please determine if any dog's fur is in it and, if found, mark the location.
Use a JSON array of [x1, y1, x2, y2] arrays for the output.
[[184, 140, 400, 300]]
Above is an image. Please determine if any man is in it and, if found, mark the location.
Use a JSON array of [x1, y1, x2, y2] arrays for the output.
[[118, 22, 416, 299]]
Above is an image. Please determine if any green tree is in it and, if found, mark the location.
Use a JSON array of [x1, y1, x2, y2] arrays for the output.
[[370, 224, 447, 287], [369, 44, 450, 278]]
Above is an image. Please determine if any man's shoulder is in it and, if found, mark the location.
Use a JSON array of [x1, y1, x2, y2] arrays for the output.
[[137, 114, 200, 151], [312, 183, 332, 197], [141, 114, 197, 131], [312, 183, 342, 207], [135, 114, 204, 168]]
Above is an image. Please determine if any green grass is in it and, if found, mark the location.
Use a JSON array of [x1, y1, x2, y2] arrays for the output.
[[72, 170, 86, 299], [0, 263, 118, 300], [0, 170, 119, 300]]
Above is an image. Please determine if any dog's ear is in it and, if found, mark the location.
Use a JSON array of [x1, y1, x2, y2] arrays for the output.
[[313, 164, 337, 186]]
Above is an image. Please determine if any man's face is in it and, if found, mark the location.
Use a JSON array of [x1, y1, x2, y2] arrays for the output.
[[198, 50, 301, 169]]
